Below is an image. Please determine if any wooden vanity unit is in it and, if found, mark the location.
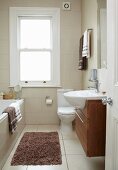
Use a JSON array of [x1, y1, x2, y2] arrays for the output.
[[75, 100, 106, 157]]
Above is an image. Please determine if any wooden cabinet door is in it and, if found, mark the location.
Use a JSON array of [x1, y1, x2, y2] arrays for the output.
[[75, 100, 106, 157]]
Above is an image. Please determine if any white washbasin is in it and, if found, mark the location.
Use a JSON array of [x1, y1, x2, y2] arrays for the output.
[[64, 90, 106, 109]]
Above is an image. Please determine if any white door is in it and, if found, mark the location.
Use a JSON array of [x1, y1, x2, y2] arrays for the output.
[[105, 0, 118, 170]]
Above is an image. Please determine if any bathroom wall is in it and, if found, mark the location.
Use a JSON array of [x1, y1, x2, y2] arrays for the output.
[[0, 0, 82, 124], [81, 0, 98, 89], [97, 0, 106, 9]]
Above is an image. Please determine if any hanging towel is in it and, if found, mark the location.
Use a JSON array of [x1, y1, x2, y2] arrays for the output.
[[82, 29, 91, 58], [3, 103, 22, 134], [3, 107, 17, 134], [78, 35, 87, 70], [10, 102, 22, 122]]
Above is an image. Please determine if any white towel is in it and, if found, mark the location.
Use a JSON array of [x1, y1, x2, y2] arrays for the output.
[[10, 102, 20, 114], [82, 30, 91, 58], [10, 102, 22, 122]]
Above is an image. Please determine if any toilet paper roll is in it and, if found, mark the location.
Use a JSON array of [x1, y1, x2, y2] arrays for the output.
[[46, 99, 53, 105]]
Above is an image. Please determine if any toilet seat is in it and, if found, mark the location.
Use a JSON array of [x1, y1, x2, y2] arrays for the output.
[[58, 107, 75, 115]]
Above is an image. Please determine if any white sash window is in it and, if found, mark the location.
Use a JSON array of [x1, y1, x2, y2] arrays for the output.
[[10, 7, 60, 87]]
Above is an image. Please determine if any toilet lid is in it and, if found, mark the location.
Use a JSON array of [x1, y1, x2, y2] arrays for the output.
[[58, 107, 75, 115]]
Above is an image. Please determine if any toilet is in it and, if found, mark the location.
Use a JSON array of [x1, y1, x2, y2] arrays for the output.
[[57, 89, 75, 133]]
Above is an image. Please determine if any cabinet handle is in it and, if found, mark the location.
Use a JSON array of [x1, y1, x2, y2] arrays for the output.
[[75, 112, 84, 123]]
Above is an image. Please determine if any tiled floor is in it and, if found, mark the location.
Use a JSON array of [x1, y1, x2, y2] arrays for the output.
[[2, 125, 105, 170]]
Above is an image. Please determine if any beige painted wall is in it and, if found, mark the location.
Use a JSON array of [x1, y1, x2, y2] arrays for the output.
[[81, 0, 98, 89], [97, 0, 106, 8], [0, 0, 82, 124]]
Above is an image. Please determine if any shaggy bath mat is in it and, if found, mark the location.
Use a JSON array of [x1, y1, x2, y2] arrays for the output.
[[11, 132, 62, 166]]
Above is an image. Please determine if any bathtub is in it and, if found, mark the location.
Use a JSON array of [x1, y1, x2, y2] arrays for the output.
[[0, 99, 25, 169]]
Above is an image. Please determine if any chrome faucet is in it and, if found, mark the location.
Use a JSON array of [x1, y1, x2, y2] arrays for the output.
[[88, 80, 99, 93], [89, 69, 99, 92]]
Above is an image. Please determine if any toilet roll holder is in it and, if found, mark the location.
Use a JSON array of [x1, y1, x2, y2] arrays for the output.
[[45, 96, 53, 105]]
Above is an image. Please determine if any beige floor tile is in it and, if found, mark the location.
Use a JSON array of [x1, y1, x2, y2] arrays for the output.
[[10, 137, 23, 155], [61, 130, 78, 140], [2, 152, 27, 170], [3, 125, 65, 170], [2, 125, 105, 170], [64, 139, 85, 155], [2, 165, 27, 170], [66, 155, 105, 170], [22, 125, 38, 132], [60, 140, 65, 155], [37, 125, 60, 132], [27, 155, 68, 170]]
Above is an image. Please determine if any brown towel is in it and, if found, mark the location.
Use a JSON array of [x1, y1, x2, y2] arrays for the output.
[[78, 35, 87, 70], [3, 107, 17, 134]]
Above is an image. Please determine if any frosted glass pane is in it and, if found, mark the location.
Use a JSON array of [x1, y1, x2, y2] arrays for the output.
[[20, 19, 51, 49], [20, 52, 51, 81]]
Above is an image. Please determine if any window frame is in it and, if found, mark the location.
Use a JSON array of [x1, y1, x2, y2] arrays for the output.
[[9, 7, 60, 87]]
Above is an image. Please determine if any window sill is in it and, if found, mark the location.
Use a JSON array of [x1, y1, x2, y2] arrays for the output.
[[16, 85, 62, 88]]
